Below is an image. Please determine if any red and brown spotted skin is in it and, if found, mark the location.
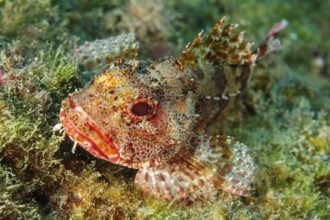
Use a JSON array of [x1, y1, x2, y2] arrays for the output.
[[59, 18, 285, 200], [60, 52, 249, 168], [60, 58, 199, 168]]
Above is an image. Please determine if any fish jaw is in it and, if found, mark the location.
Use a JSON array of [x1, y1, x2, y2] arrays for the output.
[[60, 97, 120, 163]]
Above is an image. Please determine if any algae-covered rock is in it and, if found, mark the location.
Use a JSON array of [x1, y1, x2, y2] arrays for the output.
[[0, 0, 329, 219]]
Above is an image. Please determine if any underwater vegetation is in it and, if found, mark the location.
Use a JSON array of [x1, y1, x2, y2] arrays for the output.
[[0, 0, 329, 219]]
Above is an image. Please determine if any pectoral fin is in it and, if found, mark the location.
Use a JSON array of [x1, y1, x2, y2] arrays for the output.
[[134, 135, 257, 201]]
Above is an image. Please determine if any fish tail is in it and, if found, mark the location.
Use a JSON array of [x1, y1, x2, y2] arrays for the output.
[[134, 135, 256, 201]]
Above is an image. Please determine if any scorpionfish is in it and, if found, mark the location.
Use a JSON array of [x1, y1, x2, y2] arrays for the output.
[[59, 17, 284, 201]]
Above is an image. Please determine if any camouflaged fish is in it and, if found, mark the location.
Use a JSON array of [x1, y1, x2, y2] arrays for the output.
[[59, 17, 286, 201]]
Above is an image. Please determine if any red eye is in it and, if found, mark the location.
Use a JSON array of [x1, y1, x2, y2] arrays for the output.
[[131, 102, 153, 116], [127, 98, 158, 123]]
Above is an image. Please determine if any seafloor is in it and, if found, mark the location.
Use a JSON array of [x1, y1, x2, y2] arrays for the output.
[[0, 0, 329, 219]]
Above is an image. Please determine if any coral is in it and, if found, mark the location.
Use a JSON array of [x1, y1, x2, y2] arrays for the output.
[[104, 0, 181, 59], [0, 47, 78, 219], [55, 0, 123, 40], [49, 164, 139, 219], [0, 0, 72, 56], [0, 166, 40, 219]]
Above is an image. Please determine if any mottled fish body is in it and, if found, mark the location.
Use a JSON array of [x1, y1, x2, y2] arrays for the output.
[[59, 17, 286, 200]]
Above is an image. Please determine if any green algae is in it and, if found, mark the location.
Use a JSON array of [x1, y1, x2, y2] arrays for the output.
[[1, 0, 329, 219]]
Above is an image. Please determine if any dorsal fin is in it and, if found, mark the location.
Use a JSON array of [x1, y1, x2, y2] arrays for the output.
[[254, 19, 288, 59], [74, 33, 139, 74], [177, 17, 257, 70]]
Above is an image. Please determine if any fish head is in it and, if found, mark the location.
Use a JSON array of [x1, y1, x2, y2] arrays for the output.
[[60, 60, 193, 168]]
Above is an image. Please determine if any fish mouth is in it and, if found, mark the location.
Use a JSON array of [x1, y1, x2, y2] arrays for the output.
[[60, 97, 120, 163]]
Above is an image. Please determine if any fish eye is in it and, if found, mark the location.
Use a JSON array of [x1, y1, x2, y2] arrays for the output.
[[131, 102, 153, 116], [127, 98, 158, 123]]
